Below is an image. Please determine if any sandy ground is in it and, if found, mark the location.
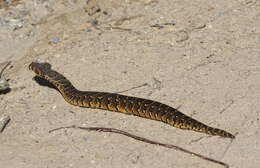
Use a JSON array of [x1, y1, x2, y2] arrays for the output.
[[0, 0, 259, 168]]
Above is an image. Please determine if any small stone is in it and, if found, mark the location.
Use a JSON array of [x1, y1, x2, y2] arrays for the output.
[[8, 19, 23, 30], [84, 0, 101, 16], [175, 30, 189, 42], [0, 77, 9, 91], [50, 37, 61, 44], [4, 0, 13, 3], [36, 58, 47, 63], [52, 105, 57, 109]]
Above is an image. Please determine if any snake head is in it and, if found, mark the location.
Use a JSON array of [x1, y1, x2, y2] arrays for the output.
[[29, 62, 52, 78]]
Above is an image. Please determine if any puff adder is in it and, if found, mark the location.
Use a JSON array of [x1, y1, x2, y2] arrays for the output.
[[29, 62, 235, 139]]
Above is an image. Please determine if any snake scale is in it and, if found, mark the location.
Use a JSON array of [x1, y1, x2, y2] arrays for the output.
[[29, 62, 235, 139]]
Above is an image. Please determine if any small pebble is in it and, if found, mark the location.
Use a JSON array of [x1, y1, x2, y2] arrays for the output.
[[4, 0, 13, 3], [36, 58, 47, 63], [50, 37, 60, 44], [8, 19, 23, 31], [84, 0, 101, 16], [52, 105, 57, 109], [175, 30, 189, 42], [0, 77, 9, 91]]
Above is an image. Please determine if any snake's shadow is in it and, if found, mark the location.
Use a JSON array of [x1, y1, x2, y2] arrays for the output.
[[33, 76, 60, 93], [0, 88, 11, 95]]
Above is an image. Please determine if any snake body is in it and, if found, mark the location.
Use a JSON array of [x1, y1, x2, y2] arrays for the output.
[[29, 62, 235, 139]]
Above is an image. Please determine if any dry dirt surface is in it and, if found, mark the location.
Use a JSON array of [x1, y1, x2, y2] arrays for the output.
[[0, 0, 259, 168]]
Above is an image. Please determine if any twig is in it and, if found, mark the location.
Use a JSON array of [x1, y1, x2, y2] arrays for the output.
[[103, 26, 132, 32], [221, 138, 234, 159], [0, 61, 11, 78], [220, 100, 234, 114], [49, 125, 230, 168], [0, 61, 11, 92], [116, 83, 148, 93], [0, 115, 10, 133]]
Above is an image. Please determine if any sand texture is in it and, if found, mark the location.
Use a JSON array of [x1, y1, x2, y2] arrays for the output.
[[0, 0, 259, 168]]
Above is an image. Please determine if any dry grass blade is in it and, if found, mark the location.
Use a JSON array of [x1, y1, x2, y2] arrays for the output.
[[49, 125, 230, 168], [0, 61, 11, 92], [0, 115, 10, 133], [0, 61, 11, 78]]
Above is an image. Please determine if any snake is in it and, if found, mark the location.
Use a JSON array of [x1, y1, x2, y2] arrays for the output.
[[29, 62, 235, 139]]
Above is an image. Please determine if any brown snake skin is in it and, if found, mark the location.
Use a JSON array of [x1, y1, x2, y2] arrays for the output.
[[29, 62, 235, 139]]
